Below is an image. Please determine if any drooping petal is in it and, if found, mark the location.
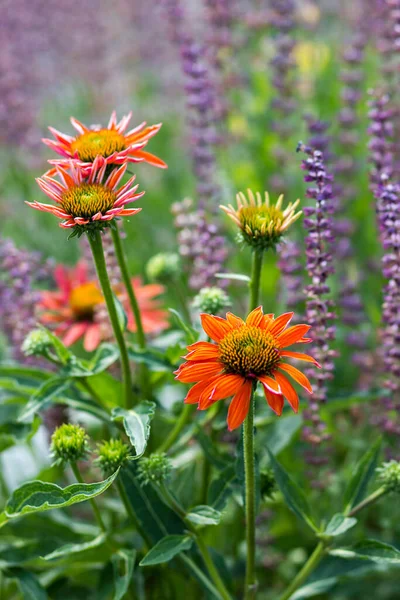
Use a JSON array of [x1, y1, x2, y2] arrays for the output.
[[258, 375, 281, 394], [246, 306, 264, 327], [273, 371, 299, 412], [276, 324, 312, 348], [184, 378, 213, 404], [278, 363, 313, 393], [227, 380, 252, 430], [200, 314, 232, 342], [263, 387, 284, 416], [198, 374, 244, 409], [279, 351, 321, 367], [174, 361, 222, 383]]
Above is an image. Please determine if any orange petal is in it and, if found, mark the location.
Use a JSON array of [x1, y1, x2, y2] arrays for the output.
[[200, 314, 232, 342], [267, 312, 294, 336], [263, 387, 284, 416], [279, 363, 313, 393], [131, 149, 167, 169], [273, 371, 299, 412], [227, 380, 252, 431], [279, 351, 321, 367], [276, 324, 311, 348], [258, 375, 281, 394], [174, 361, 222, 383], [198, 374, 243, 409], [246, 306, 264, 327], [184, 379, 214, 405], [184, 341, 219, 361], [226, 312, 244, 328]]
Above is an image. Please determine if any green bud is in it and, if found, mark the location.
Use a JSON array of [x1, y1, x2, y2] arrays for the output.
[[146, 253, 181, 282], [377, 460, 400, 493], [260, 468, 276, 500], [50, 424, 89, 465], [21, 329, 52, 357], [96, 439, 130, 475], [138, 453, 172, 486], [192, 286, 231, 315]]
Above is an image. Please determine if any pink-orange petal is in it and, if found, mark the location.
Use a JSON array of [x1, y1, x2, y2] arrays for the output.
[[276, 324, 312, 348], [83, 324, 102, 352], [263, 387, 284, 416], [62, 322, 88, 347], [258, 375, 281, 394], [278, 363, 313, 393], [200, 313, 232, 342], [227, 380, 252, 431], [267, 312, 294, 336], [131, 149, 167, 169], [273, 371, 299, 412], [279, 351, 321, 368], [246, 306, 264, 327], [198, 374, 243, 409], [174, 361, 222, 383]]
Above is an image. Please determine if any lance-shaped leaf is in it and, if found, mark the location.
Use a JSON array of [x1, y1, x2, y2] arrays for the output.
[[324, 514, 357, 537], [168, 309, 198, 344], [112, 549, 136, 600], [112, 402, 155, 458], [42, 533, 107, 561], [2, 470, 119, 525], [128, 346, 172, 372], [215, 272, 251, 283], [186, 506, 221, 527], [88, 343, 120, 374], [331, 540, 400, 564], [208, 465, 237, 511], [5, 567, 48, 600], [343, 437, 382, 513], [140, 535, 193, 566], [18, 377, 71, 423], [267, 447, 317, 532]]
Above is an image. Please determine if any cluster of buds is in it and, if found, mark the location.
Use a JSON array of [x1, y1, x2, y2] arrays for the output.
[[96, 439, 131, 476], [377, 460, 400, 493], [138, 453, 172, 486], [146, 252, 181, 284], [50, 424, 89, 466], [21, 328, 52, 359], [192, 286, 231, 315]]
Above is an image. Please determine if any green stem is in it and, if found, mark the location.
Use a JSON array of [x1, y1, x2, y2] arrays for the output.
[[278, 542, 326, 600], [116, 478, 151, 548], [71, 462, 107, 533], [111, 226, 146, 349], [243, 390, 257, 600], [157, 404, 194, 453], [88, 230, 133, 409], [347, 486, 388, 517], [180, 554, 224, 600], [159, 484, 232, 600], [249, 250, 263, 311]]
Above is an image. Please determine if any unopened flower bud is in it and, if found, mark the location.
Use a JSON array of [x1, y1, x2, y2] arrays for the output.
[[138, 453, 172, 486], [377, 461, 400, 493], [21, 329, 52, 357], [50, 424, 89, 465], [192, 286, 231, 315], [146, 253, 181, 282], [96, 439, 130, 475]]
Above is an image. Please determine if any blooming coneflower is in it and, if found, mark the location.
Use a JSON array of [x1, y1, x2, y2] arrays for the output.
[[174, 307, 319, 430], [28, 156, 143, 231], [220, 189, 302, 250], [43, 111, 167, 169], [39, 261, 169, 351]]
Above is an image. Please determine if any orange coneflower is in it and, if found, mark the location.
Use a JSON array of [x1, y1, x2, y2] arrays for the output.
[[28, 156, 143, 230], [174, 307, 320, 431], [42, 111, 167, 170], [39, 261, 169, 352]]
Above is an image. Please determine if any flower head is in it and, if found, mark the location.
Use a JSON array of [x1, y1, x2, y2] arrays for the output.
[[138, 453, 172, 486], [192, 286, 231, 314], [146, 252, 181, 283], [21, 328, 52, 358], [28, 156, 144, 233], [50, 424, 89, 465], [220, 189, 302, 250], [96, 439, 130, 475], [43, 111, 167, 170], [39, 261, 169, 352], [174, 307, 319, 431], [377, 461, 400, 493]]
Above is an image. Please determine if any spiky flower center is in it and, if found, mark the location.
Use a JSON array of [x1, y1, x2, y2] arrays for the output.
[[69, 282, 103, 319], [61, 183, 117, 218], [218, 326, 281, 376], [239, 205, 284, 237], [71, 129, 126, 162]]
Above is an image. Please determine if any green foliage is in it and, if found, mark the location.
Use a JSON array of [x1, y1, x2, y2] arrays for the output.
[[343, 437, 382, 512], [140, 535, 193, 566], [112, 402, 155, 458]]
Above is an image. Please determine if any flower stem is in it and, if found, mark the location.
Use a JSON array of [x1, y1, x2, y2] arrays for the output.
[[249, 249, 264, 310], [71, 462, 107, 533], [157, 404, 194, 454], [347, 486, 388, 517], [278, 542, 326, 600], [116, 478, 151, 548], [88, 230, 133, 409]]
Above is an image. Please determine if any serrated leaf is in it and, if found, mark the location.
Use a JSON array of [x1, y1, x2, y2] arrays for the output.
[[215, 272, 251, 283], [186, 505, 221, 527], [330, 539, 400, 564], [112, 549, 136, 600], [267, 447, 317, 532], [6, 567, 48, 600], [2, 470, 119, 525], [128, 346, 172, 372], [208, 466, 237, 511], [112, 402, 155, 457], [140, 535, 193, 566], [18, 377, 71, 422], [343, 437, 382, 513], [42, 533, 107, 561], [324, 514, 357, 537], [168, 309, 198, 344]]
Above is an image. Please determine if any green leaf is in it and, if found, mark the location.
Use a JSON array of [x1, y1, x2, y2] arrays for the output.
[[0, 364, 52, 383], [113, 293, 128, 333], [186, 506, 221, 527], [112, 549, 136, 600], [331, 540, 400, 564], [215, 272, 251, 283], [112, 402, 155, 458], [140, 535, 193, 566], [263, 414, 302, 456], [6, 567, 48, 600], [39, 325, 71, 365], [208, 466, 237, 511], [2, 470, 119, 525], [0, 403, 41, 453], [128, 346, 172, 372], [343, 437, 382, 513], [88, 343, 120, 374], [168, 309, 198, 344], [18, 377, 71, 422], [196, 430, 230, 471], [42, 533, 107, 561], [267, 447, 317, 532], [324, 514, 357, 537]]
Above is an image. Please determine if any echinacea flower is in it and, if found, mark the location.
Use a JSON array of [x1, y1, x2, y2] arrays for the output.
[[28, 156, 143, 231], [174, 307, 319, 430], [39, 261, 169, 351], [220, 189, 302, 250], [43, 111, 167, 170]]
